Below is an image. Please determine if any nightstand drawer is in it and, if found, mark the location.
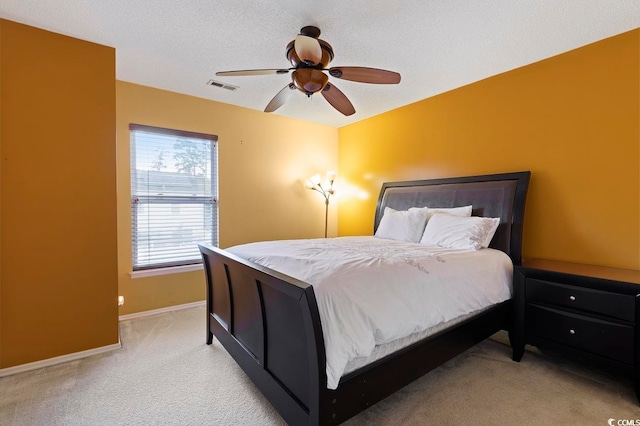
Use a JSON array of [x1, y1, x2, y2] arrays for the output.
[[526, 278, 635, 322], [526, 304, 634, 364]]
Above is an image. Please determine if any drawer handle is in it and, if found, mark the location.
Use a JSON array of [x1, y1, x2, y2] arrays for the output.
[[569, 295, 576, 301], [569, 329, 576, 335]]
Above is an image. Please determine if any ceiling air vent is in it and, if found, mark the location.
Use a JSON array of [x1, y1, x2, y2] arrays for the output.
[[206, 79, 238, 91]]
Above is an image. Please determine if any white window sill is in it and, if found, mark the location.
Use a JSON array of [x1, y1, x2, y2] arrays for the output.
[[130, 263, 204, 279]]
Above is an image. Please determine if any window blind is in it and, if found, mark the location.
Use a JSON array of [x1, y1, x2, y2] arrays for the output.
[[130, 124, 218, 270]]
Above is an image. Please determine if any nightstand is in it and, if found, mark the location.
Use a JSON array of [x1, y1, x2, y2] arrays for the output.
[[511, 259, 640, 403]]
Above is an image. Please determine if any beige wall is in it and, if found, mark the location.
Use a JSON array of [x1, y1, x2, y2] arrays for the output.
[[338, 29, 640, 270], [0, 20, 118, 367], [116, 82, 339, 315]]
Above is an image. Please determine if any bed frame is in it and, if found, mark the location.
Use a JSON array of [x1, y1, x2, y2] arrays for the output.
[[199, 171, 530, 425]]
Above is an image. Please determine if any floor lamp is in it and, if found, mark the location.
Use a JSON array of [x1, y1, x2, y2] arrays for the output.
[[306, 172, 335, 238]]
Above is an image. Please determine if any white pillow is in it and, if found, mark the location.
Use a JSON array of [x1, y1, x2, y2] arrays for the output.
[[426, 205, 472, 222], [419, 214, 500, 250], [375, 207, 429, 243]]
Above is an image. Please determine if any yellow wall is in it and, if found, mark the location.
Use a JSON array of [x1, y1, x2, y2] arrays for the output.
[[0, 20, 118, 367], [2, 17, 638, 357], [116, 82, 338, 315], [338, 29, 640, 270]]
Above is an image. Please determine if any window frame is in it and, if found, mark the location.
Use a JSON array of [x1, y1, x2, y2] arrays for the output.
[[129, 123, 218, 272]]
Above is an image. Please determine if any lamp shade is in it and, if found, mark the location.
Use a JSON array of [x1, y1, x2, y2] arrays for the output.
[[309, 174, 322, 186]]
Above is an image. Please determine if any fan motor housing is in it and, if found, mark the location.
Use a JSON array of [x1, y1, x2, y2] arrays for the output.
[[292, 69, 329, 95]]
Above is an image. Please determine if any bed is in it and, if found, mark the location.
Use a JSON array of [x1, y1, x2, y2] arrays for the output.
[[199, 171, 530, 425]]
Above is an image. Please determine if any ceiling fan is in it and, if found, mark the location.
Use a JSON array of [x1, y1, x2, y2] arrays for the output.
[[215, 26, 401, 116]]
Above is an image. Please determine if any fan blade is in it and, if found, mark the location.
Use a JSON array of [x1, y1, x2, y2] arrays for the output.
[[295, 35, 322, 65], [216, 69, 290, 77], [321, 83, 355, 116], [328, 67, 401, 84], [264, 84, 296, 112]]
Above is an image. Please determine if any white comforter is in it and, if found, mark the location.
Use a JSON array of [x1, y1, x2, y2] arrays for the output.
[[227, 236, 513, 389]]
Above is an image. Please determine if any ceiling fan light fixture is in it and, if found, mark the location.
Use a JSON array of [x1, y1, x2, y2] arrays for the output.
[[216, 25, 401, 116], [317, 40, 334, 67], [294, 35, 322, 66], [286, 38, 334, 68]]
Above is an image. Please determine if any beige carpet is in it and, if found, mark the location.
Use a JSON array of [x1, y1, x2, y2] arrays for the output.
[[0, 306, 637, 425]]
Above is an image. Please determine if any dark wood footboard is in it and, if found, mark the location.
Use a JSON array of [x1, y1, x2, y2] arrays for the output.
[[199, 244, 327, 425], [200, 243, 512, 425]]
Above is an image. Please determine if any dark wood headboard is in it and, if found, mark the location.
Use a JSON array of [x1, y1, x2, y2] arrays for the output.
[[374, 171, 531, 264]]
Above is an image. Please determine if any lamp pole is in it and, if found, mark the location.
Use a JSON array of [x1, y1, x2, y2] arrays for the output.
[[324, 196, 330, 239]]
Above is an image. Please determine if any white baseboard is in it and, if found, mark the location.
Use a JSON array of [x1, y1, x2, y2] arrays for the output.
[[0, 301, 205, 378], [0, 340, 122, 378], [118, 300, 206, 321]]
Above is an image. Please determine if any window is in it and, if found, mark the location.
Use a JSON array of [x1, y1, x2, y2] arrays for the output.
[[130, 124, 218, 271]]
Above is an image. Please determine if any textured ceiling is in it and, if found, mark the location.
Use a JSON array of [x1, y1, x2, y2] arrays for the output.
[[1, 1, 639, 128]]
